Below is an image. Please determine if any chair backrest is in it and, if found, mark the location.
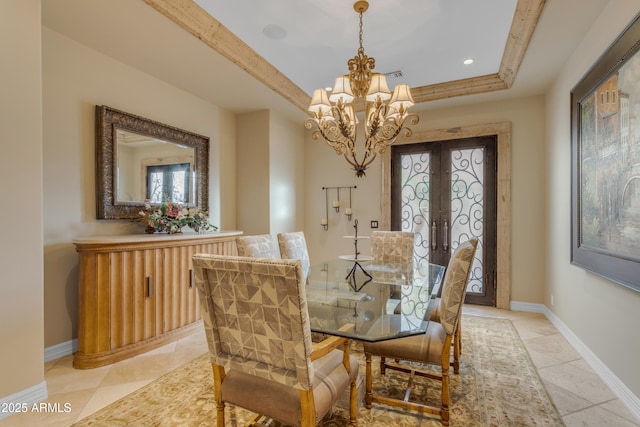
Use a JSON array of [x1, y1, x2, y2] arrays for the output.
[[277, 232, 310, 283], [438, 239, 478, 335], [235, 234, 278, 258], [192, 254, 314, 390], [371, 231, 415, 264]]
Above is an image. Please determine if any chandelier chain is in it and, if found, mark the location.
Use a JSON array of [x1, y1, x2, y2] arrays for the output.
[[358, 9, 364, 55]]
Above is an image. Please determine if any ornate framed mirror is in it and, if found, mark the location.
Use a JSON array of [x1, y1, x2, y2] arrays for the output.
[[96, 105, 209, 219]]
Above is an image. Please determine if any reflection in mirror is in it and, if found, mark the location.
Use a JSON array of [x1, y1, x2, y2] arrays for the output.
[[96, 105, 209, 219], [115, 129, 195, 204]]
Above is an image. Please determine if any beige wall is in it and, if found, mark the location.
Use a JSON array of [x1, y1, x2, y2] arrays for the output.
[[269, 112, 305, 234], [545, 0, 640, 397], [0, 0, 45, 400], [41, 27, 236, 348], [217, 108, 237, 232], [304, 95, 547, 304], [236, 110, 305, 236], [237, 111, 271, 235]]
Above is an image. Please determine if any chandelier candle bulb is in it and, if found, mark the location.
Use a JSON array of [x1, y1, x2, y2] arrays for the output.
[[309, 89, 332, 115], [389, 84, 415, 111], [320, 218, 328, 226], [366, 73, 391, 102], [330, 76, 355, 103]]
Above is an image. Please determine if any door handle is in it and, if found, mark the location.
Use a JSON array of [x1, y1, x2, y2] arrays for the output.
[[431, 221, 437, 251], [190, 269, 194, 288], [147, 276, 153, 298], [443, 219, 449, 252]]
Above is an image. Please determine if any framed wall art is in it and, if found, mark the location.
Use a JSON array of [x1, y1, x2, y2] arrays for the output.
[[571, 13, 640, 292]]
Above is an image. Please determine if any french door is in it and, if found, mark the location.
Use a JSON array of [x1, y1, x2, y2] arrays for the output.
[[391, 136, 497, 306]]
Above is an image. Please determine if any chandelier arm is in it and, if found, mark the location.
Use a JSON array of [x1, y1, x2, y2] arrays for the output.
[[305, 118, 349, 155], [377, 112, 420, 145], [358, 140, 379, 170], [333, 105, 357, 142], [305, 113, 362, 162], [367, 112, 421, 159], [343, 151, 362, 170], [363, 101, 386, 151], [370, 123, 407, 154]]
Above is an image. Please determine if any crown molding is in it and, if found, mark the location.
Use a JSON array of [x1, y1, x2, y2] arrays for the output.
[[144, 0, 545, 111]]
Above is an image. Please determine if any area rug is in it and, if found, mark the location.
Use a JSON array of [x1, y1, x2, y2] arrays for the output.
[[73, 315, 564, 426]]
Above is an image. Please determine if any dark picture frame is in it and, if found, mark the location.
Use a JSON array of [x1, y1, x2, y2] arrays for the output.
[[571, 14, 640, 292], [95, 105, 209, 220]]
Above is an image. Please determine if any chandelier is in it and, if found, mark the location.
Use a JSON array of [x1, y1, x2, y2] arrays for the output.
[[305, 0, 418, 177]]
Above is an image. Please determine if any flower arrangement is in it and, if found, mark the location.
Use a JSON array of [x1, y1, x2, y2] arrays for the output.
[[138, 203, 218, 234]]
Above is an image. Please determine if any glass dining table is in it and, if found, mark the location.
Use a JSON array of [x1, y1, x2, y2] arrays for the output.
[[305, 258, 446, 342]]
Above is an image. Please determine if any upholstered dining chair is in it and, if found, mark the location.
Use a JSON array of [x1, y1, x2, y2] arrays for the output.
[[277, 231, 311, 284], [235, 234, 278, 258], [429, 293, 462, 374], [192, 254, 359, 427], [363, 239, 478, 426], [371, 231, 415, 310], [370, 231, 415, 264]]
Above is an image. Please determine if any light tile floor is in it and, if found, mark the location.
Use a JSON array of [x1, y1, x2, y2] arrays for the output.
[[1, 306, 639, 426]]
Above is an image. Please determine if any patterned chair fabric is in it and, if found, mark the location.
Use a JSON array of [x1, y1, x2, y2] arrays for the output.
[[428, 240, 478, 374], [363, 238, 478, 426], [235, 234, 278, 258], [437, 239, 478, 335], [192, 254, 359, 426], [370, 231, 415, 264], [277, 232, 311, 284]]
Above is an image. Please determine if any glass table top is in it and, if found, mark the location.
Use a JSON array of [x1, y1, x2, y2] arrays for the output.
[[306, 259, 446, 342]]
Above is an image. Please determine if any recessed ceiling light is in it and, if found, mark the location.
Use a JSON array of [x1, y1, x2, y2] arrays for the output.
[[463, 58, 474, 65], [263, 24, 287, 40]]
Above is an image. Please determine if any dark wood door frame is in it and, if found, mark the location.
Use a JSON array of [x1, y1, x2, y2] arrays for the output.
[[381, 122, 512, 309]]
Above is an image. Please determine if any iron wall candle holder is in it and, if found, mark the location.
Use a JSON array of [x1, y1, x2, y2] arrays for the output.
[[322, 186, 357, 228]]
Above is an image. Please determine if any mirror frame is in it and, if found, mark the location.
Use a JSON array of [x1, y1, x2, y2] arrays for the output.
[[96, 105, 209, 219]]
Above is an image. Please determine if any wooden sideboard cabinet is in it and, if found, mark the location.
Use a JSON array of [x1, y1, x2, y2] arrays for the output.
[[73, 231, 241, 369]]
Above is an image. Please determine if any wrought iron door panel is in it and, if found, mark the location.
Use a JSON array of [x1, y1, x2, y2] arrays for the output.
[[450, 147, 484, 294], [399, 151, 433, 274]]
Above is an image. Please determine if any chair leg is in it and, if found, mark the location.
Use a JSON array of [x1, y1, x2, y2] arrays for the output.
[[216, 402, 225, 427], [452, 321, 461, 374], [379, 356, 386, 375], [349, 375, 358, 427], [365, 352, 373, 409], [300, 389, 316, 427], [212, 364, 226, 427], [441, 351, 451, 426]]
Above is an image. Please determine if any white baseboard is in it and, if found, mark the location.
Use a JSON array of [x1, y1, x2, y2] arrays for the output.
[[509, 300, 547, 313], [0, 382, 48, 421], [44, 339, 77, 362], [511, 301, 640, 422], [0, 340, 76, 420]]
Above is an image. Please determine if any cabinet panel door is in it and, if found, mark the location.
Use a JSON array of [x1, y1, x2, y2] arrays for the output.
[[110, 249, 156, 348], [77, 252, 111, 355], [163, 245, 199, 331], [162, 246, 181, 333]]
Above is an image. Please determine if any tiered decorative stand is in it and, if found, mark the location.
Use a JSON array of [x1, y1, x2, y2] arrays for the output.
[[341, 219, 373, 291]]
